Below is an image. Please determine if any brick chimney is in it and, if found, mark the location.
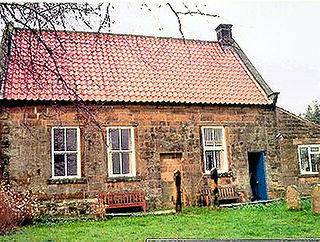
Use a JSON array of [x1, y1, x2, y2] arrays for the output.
[[215, 24, 233, 49]]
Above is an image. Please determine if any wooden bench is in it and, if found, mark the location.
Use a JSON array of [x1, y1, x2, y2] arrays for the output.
[[199, 185, 239, 206], [97, 190, 146, 212], [218, 186, 239, 201]]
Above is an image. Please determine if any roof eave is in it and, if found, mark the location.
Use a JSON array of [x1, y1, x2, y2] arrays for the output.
[[0, 98, 273, 108]]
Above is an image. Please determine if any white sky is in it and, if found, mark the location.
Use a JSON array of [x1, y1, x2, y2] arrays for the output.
[[103, 0, 320, 115], [1, 1, 320, 115]]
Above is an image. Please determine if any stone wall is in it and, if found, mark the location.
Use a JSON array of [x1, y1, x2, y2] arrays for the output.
[[0, 107, 10, 180], [38, 198, 96, 216], [2, 101, 320, 211], [276, 108, 320, 195]]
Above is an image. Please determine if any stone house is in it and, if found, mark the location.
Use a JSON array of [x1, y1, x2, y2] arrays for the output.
[[0, 24, 320, 211]]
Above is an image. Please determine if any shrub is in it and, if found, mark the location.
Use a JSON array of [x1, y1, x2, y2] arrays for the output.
[[0, 192, 17, 235], [0, 182, 38, 235]]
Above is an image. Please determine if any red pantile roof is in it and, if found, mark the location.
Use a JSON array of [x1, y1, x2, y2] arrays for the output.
[[3, 29, 271, 105]]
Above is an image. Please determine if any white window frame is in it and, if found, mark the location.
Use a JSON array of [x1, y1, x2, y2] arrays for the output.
[[106, 127, 136, 177], [51, 127, 81, 179], [298, 144, 320, 175], [201, 126, 228, 174]]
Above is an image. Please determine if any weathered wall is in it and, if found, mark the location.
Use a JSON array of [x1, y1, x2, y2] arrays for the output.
[[0, 108, 10, 180], [2, 102, 320, 209], [276, 108, 320, 195]]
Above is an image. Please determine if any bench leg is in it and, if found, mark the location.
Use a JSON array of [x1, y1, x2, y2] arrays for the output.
[[143, 201, 147, 212], [205, 195, 210, 206]]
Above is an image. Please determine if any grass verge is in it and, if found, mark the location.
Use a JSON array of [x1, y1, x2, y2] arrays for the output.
[[1, 199, 320, 241]]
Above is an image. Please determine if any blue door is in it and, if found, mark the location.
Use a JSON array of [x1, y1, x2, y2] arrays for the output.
[[248, 151, 268, 201]]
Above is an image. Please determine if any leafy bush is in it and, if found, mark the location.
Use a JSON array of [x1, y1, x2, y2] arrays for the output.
[[0, 182, 38, 234]]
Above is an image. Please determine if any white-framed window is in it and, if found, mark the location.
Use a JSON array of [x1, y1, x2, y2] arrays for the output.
[[298, 145, 320, 175], [106, 127, 136, 177], [51, 127, 81, 178], [201, 126, 228, 173]]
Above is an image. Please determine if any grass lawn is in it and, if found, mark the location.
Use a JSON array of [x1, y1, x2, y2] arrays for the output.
[[1, 199, 320, 241]]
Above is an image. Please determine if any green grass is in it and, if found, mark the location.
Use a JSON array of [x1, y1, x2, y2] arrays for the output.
[[1, 200, 320, 241]]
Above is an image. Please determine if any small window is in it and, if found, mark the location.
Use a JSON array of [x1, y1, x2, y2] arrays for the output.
[[201, 127, 228, 173], [106, 127, 135, 177], [51, 127, 80, 178], [298, 145, 320, 175]]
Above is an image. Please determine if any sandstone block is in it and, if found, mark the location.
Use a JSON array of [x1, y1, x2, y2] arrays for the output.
[[0, 112, 8, 120], [311, 184, 320, 214], [286, 185, 301, 210]]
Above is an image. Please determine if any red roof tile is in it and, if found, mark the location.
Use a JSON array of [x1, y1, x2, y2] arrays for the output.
[[3, 29, 271, 105]]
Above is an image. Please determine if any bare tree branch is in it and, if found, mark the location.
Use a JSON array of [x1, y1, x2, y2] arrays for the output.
[[98, 3, 111, 33], [176, 10, 219, 18], [166, 3, 185, 41]]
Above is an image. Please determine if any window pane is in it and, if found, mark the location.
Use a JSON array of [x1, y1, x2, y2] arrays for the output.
[[112, 153, 120, 174], [122, 153, 130, 174], [205, 150, 214, 171], [121, 129, 131, 150], [214, 150, 222, 170], [299, 147, 310, 172], [214, 129, 223, 146], [204, 128, 214, 146], [54, 154, 65, 176], [311, 147, 320, 153], [67, 154, 77, 176], [109, 129, 120, 150], [66, 128, 77, 151], [204, 128, 223, 146], [311, 154, 320, 173], [54, 129, 65, 151]]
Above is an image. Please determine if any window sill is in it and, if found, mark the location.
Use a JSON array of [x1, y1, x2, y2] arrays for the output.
[[47, 178, 87, 184], [298, 174, 319, 178], [204, 171, 233, 178], [105, 176, 141, 183]]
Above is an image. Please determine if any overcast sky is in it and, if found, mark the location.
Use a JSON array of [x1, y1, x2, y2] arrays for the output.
[[1, 1, 319, 115], [101, 0, 320, 115]]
